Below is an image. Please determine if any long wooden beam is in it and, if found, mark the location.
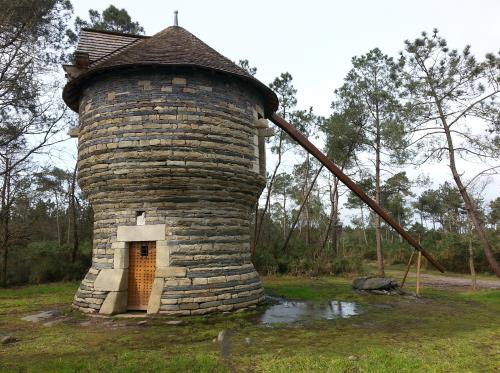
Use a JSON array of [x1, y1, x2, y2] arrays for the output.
[[269, 112, 445, 273]]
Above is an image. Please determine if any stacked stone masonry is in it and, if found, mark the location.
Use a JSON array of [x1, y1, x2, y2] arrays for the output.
[[72, 69, 268, 315]]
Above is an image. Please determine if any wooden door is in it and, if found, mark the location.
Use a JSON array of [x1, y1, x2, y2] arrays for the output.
[[128, 241, 156, 310]]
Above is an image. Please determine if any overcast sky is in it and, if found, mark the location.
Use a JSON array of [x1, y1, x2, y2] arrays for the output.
[[67, 0, 499, 214]]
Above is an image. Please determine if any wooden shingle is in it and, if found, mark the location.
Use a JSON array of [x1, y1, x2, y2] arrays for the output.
[[77, 28, 149, 65]]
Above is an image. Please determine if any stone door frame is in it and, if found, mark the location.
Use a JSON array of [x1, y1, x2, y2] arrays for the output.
[[98, 224, 169, 315]]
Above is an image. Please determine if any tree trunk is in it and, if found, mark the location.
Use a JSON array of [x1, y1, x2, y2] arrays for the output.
[[66, 208, 71, 245], [360, 206, 368, 246], [283, 165, 323, 253], [321, 176, 339, 252], [305, 206, 310, 248], [332, 184, 340, 253], [321, 201, 335, 253], [452, 171, 499, 277], [252, 203, 258, 256], [55, 193, 61, 247], [375, 109, 384, 277], [282, 193, 286, 240], [468, 226, 477, 290], [303, 153, 311, 247], [255, 130, 284, 246], [0, 159, 10, 287], [70, 163, 79, 263], [398, 208, 403, 243], [434, 96, 500, 278], [419, 210, 424, 242]]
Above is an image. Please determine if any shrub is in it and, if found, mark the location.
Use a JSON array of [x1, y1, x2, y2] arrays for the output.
[[6, 241, 91, 285], [253, 251, 278, 275], [330, 256, 363, 275]]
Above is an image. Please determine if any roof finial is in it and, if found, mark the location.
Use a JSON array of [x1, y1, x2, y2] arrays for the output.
[[174, 10, 178, 26]]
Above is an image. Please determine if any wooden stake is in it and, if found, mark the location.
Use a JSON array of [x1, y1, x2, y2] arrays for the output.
[[416, 251, 422, 297], [400, 250, 416, 288]]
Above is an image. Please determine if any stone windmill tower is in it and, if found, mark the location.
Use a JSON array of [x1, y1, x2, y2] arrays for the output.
[[63, 22, 277, 315]]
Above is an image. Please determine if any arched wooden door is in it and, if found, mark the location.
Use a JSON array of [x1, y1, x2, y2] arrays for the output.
[[128, 241, 156, 310]]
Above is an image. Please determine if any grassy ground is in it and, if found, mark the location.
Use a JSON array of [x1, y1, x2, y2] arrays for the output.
[[0, 273, 499, 372], [381, 262, 499, 282]]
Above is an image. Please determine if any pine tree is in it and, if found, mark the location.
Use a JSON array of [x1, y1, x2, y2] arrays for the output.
[[335, 48, 410, 276], [400, 29, 500, 278]]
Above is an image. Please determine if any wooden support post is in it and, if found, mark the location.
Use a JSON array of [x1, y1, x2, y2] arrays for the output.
[[416, 251, 422, 297], [400, 250, 416, 288]]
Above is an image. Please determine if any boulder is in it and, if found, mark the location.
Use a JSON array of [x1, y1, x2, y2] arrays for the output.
[[1, 335, 17, 345], [165, 320, 183, 325], [21, 310, 62, 323], [352, 277, 398, 291]]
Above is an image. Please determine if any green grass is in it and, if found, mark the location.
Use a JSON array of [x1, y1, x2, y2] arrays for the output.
[[0, 275, 499, 372], [262, 276, 356, 301]]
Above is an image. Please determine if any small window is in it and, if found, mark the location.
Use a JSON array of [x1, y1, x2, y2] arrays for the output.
[[136, 211, 145, 226], [140, 245, 149, 257]]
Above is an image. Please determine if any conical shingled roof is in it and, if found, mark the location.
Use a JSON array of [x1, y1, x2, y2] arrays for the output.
[[63, 26, 278, 116]]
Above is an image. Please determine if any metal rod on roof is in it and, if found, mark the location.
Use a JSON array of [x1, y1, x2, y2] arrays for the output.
[[174, 10, 179, 26], [268, 112, 445, 273]]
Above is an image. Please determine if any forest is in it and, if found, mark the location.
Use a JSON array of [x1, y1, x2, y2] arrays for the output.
[[0, 0, 499, 288]]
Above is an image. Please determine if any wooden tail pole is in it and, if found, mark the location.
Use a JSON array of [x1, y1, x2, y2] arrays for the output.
[[268, 113, 445, 273]]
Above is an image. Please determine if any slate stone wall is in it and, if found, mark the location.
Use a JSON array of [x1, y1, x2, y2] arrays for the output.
[[73, 69, 266, 314]]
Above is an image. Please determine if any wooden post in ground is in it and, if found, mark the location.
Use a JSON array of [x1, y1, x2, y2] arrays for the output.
[[416, 251, 422, 296], [400, 250, 416, 288]]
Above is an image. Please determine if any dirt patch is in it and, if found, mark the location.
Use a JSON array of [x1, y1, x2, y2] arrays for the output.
[[404, 273, 500, 289]]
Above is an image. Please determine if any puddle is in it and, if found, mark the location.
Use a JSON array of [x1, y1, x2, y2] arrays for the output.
[[260, 298, 361, 325]]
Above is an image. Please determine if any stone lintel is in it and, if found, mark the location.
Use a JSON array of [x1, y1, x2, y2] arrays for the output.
[[116, 224, 166, 242]]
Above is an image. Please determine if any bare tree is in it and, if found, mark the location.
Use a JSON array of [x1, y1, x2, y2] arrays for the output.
[[0, 0, 73, 177], [69, 162, 79, 262], [322, 102, 367, 253], [0, 0, 73, 284], [254, 73, 297, 247], [0, 156, 32, 286]]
